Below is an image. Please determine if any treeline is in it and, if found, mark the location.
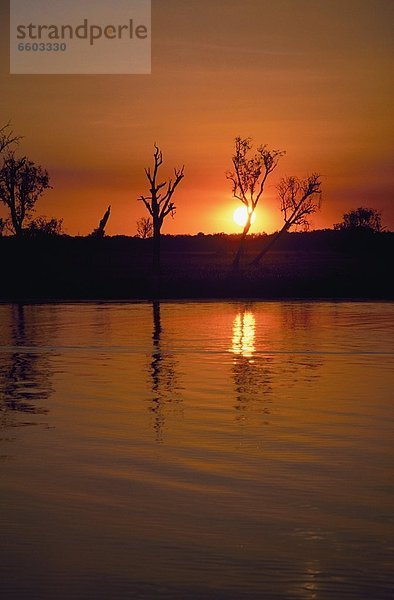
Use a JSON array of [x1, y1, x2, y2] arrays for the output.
[[2, 227, 392, 252], [8, 227, 387, 251], [1, 121, 392, 301], [1, 229, 393, 301], [131, 229, 393, 253]]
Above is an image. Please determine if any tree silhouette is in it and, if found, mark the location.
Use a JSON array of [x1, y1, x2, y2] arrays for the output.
[[136, 216, 153, 239], [0, 153, 51, 237], [90, 205, 111, 238], [227, 137, 284, 270], [334, 207, 383, 232], [26, 216, 64, 238], [251, 173, 322, 266], [0, 123, 20, 234], [0, 122, 19, 155], [138, 145, 184, 274]]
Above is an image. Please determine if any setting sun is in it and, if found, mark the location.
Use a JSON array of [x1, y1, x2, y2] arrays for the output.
[[233, 206, 256, 228]]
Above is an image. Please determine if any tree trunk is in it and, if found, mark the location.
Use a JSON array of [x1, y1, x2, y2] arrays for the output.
[[152, 221, 161, 297], [9, 204, 22, 237], [250, 224, 288, 267], [232, 217, 252, 270], [153, 227, 160, 271]]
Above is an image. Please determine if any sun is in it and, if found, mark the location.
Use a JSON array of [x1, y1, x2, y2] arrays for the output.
[[233, 206, 256, 228]]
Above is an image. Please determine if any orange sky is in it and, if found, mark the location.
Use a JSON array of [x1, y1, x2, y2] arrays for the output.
[[1, 0, 393, 235]]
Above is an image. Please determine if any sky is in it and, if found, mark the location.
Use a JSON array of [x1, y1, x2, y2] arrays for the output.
[[1, 0, 393, 235]]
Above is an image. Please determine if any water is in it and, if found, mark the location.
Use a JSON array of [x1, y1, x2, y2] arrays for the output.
[[0, 301, 393, 600]]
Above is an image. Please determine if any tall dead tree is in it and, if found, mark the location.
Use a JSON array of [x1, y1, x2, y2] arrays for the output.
[[227, 137, 284, 270], [251, 173, 322, 266], [139, 145, 184, 273], [90, 205, 111, 238]]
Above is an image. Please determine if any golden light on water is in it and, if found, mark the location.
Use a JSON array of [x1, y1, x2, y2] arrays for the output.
[[231, 312, 256, 357]]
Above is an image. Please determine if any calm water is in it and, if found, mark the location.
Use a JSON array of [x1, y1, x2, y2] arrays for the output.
[[0, 302, 393, 600]]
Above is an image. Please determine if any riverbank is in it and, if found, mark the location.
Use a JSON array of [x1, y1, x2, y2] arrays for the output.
[[1, 232, 393, 300]]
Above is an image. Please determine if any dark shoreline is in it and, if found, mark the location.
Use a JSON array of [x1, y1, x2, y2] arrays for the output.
[[1, 298, 393, 305], [2, 231, 393, 301]]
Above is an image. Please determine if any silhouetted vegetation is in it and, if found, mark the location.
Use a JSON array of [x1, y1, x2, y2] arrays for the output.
[[0, 122, 391, 301], [227, 137, 284, 270], [251, 173, 322, 266], [0, 153, 51, 237], [0, 124, 55, 238], [334, 207, 383, 232], [1, 230, 392, 300], [25, 216, 64, 238], [138, 145, 184, 274], [90, 205, 111, 238], [136, 216, 153, 239], [0, 122, 20, 154]]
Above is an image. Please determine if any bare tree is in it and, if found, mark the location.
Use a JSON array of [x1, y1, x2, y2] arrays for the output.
[[136, 216, 153, 239], [227, 137, 284, 270], [138, 144, 184, 272], [0, 153, 51, 237], [90, 205, 111, 238], [0, 122, 20, 155], [251, 173, 322, 266]]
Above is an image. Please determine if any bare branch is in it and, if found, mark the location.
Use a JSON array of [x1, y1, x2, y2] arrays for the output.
[[250, 173, 322, 267], [0, 122, 21, 154], [278, 173, 322, 231], [228, 136, 285, 269], [138, 195, 154, 217], [159, 167, 184, 219], [136, 216, 153, 239], [137, 145, 185, 271]]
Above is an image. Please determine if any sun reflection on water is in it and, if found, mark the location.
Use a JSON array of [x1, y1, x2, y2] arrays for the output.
[[231, 311, 256, 358]]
